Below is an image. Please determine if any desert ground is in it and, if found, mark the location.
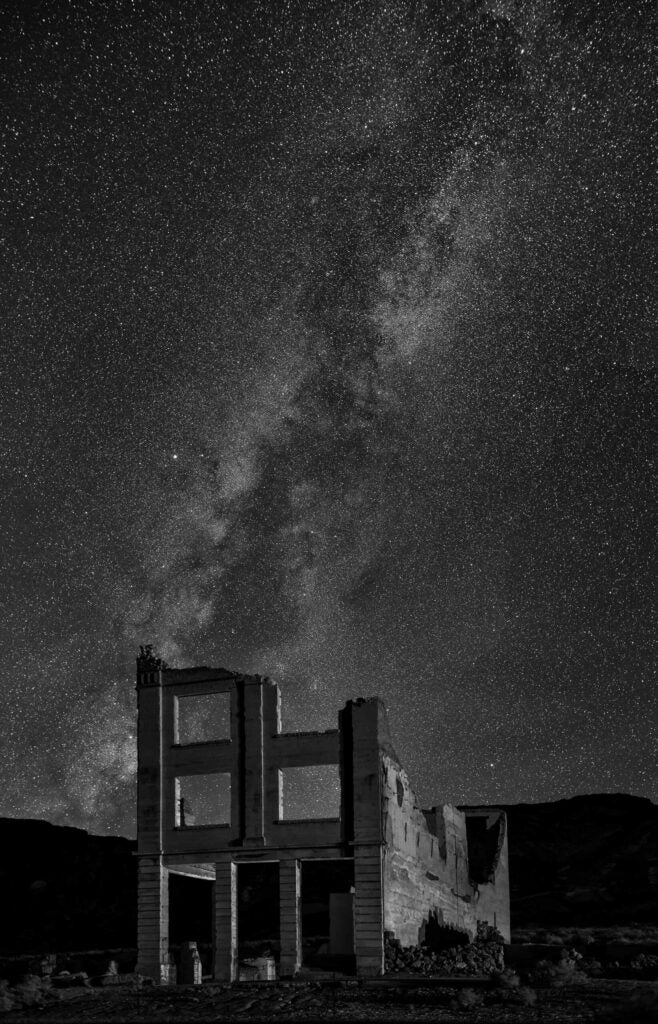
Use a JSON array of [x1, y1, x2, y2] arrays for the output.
[[2, 976, 658, 1023]]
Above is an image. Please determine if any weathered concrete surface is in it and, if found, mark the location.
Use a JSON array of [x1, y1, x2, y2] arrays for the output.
[[463, 807, 510, 942], [382, 754, 474, 945], [381, 751, 510, 947]]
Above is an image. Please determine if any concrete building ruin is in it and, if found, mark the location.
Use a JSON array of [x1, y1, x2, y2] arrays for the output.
[[136, 649, 510, 983]]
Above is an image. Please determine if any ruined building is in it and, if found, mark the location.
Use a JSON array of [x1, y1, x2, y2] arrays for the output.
[[136, 650, 510, 983]]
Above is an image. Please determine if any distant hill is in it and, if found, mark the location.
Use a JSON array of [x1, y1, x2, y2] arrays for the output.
[[1, 794, 656, 953], [503, 794, 658, 926], [0, 818, 136, 955]]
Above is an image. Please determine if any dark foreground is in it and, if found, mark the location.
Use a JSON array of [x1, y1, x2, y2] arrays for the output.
[[3, 978, 658, 1023]]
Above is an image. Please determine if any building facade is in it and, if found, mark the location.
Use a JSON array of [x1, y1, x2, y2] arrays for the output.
[[135, 649, 509, 982]]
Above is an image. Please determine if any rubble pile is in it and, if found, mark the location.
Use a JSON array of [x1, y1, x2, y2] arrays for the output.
[[0, 975, 62, 1013], [385, 923, 505, 976]]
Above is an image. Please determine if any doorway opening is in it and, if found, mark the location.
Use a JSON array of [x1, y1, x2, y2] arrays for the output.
[[237, 862, 280, 969], [301, 859, 355, 973], [169, 871, 213, 978]]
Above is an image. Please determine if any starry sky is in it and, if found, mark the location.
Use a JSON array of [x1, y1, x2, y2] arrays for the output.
[[1, 0, 655, 838]]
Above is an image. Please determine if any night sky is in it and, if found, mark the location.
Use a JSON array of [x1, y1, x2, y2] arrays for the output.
[[1, 0, 655, 838]]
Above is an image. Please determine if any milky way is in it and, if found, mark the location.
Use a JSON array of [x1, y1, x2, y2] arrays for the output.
[[1, 0, 655, 836]]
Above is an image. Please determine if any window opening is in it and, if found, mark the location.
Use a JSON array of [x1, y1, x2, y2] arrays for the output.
[[278, 764, 340, 820], [175, 773, 231, 826], [176, 691, 231, 744]]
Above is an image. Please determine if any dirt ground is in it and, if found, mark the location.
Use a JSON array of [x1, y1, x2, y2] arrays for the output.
[[3, 977, 658, 1023]]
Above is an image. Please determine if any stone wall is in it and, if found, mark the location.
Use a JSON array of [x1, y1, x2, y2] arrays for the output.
[[381, 754, 478, 946], [463, 808, 510, 941], [380, 757, 511, 947]]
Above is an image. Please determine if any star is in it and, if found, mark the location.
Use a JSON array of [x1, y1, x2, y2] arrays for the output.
[[0, 0, 654, 836]]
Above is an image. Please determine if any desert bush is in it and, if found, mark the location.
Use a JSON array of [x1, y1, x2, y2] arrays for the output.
[[492, 985, 539, 1008], [476, 922, 505, 945], [629, 954, 658, 979], [569, 928, 595, 946], [0, 981, 13, 1013], [516, 986, 538, 1005], [514, 925, 658, 946], [493, 968, 520, 989], [0, 974, 63, 1014], [579, 957, 603, 978], [531, 929, 567, 945], [454, 987, 483, 1010], [528, 957, 579, 988], [12, 975, 48, 1009]]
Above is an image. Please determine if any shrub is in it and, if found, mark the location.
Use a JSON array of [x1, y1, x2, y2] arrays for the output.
[[0, 975, 62, 1014], [516, 986, 538, 1006], [528, 957, 579, 988], [476, 922, 505, 945], [455, 987, 483, 1010], [579, 958, 603, 978], [493, 985, 539, 1008], [493, 968, 520, 989], [12, 975, 48, 1009], [0, 980, 14, 1013]]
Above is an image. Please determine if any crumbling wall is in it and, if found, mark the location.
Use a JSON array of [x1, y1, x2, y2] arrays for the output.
[[464, 808, 511, 942], [381, 755, 477, 946]]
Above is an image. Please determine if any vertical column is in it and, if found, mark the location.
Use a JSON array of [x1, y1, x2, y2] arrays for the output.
[[136, 653, 169, 982], [353, 848, 384, 976], [136, 856, 170, 983], [342, 698, 385, 976], [242, 679, 265, 844], [136, 665, 165, 854], [349, 699, 385, 846], [279, 859, 302, 977], [214, 860, 237, 982], [262, 680, 281, 836]]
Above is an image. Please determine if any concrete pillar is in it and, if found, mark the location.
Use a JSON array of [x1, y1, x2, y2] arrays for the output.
[[214, 860, 237, 982], [135, 655, 166, 855], [340, 698, 386, 976], [279, 859, 302, 977], [231, 676, 280, 846], [136, 856, 171, 983], [242, 680, 265, 844], [349, 699, 385, 845], [354, 848, 384, 976], [262, 681, 281, 828], [135, 653, 170, 984]]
